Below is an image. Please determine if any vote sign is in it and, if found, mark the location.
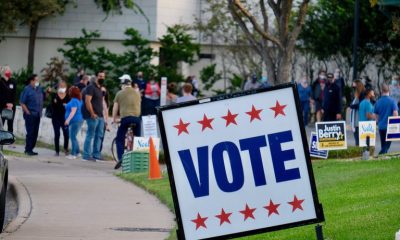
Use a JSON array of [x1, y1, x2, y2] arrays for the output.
[[157, 84, 324, 240]]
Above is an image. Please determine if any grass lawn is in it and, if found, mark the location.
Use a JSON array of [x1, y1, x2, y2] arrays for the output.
[[118, 158, 400, 240]]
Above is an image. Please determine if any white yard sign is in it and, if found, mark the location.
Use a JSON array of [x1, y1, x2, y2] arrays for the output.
[[158, 85, 324, 240]]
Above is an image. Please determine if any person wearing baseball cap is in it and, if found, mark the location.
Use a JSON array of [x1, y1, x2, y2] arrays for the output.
[[113, 73, 141, 169]]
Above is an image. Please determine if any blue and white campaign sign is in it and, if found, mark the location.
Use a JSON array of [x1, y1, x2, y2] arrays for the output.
[[158, 84, 324, 240], [309, 132, 328, 159], [386, 116, 400, 141], [359, 121, 376, 147]]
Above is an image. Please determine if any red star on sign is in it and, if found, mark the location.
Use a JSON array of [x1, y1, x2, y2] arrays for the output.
[[222, 110, 238, 126], [174, 118, 190, 135], [288, 195, 305, 212], [264, 199, 280, 216], [215, 208, 232, 225], [239, 204, 256, 221], [191, 213, 208, 230], [198, 114, 214, 131], [269, 100, 287, 118], [246, 105, 263, 122]]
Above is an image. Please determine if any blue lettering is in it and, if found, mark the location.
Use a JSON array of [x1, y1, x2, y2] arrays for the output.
[[268, 131, 300, 182], [239, 136, 267, 186], [212, 142, 244, 193], [178, 146, 209, 198]]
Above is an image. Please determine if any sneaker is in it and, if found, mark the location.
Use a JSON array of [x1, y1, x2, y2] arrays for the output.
[[93, 157, 106, 162], [114, 161, 122, 170], [66, 155, 77, 160], [82, 157, 96, 162]]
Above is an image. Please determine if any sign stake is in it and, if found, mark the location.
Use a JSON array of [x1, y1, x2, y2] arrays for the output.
[[315, 224, 324, 240]]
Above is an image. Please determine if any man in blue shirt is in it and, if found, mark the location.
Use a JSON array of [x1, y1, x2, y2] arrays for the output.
[[20, 74, 45, 155], [374, 84, 398, 154], [359, 89, 375, 122]]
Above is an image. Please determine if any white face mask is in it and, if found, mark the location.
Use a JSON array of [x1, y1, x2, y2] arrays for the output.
[[34, 81, 40, 87], [58, 88, 67, 94]]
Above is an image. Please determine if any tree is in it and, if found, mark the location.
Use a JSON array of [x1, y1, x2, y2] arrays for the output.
[[299, 0, 400, 84], [194, 0, 263, 92], [227, 0, 310, 85], [158, 24, 200, 82], [9, 0, 71, 71]]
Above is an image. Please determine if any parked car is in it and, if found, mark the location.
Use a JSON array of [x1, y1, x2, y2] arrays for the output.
[[0, 109, 15, 232]]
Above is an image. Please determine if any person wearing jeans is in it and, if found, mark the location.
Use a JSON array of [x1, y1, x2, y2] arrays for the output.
[[83, 117, 105, 159], [65, 86, 83, 159], [374, 84, 398, 155], [112, 74, 141, 169], [81, 72, 106, 161], [19, 74, 46, 155]]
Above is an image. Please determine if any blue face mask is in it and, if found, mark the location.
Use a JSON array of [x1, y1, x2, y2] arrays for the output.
[[391, 80, 398, 86]]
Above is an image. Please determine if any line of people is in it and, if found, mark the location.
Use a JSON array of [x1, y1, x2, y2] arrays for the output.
[[1, 66, 199, 168]]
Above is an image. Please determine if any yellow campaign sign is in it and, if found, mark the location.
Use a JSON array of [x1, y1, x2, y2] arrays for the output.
[[359, 121, 376, 147]]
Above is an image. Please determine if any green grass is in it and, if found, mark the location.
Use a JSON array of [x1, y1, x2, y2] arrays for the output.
[[2, 149, 28, 158], [118, 159, 400, 240]]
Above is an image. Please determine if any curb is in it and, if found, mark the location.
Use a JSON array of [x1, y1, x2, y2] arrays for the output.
[[3, 176, 32, 234]]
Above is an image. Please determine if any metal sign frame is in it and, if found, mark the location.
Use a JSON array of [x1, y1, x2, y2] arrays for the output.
[[157, 83, 324, 240]]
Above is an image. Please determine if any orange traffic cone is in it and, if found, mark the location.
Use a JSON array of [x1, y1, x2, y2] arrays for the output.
[[148, 137, 162, 180]]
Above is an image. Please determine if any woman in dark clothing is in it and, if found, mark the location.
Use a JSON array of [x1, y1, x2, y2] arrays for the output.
[[51, 80, 70, 156]]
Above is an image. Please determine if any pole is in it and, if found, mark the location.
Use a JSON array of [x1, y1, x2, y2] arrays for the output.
[[315, 224, 324, 240], [352, 0, 360, 81]]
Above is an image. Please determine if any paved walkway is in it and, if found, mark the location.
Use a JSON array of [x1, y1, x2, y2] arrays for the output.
[[2, 146, 174, 240]]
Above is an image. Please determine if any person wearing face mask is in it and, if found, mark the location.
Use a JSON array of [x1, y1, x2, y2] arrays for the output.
[[243, 74, 261, 91], [322, 73, 342, 121], [20, 74, 47, 155], [50, 80, 70, 156], [81, 71, 106, 161], [297, 76, 312, 126], [0, 66, 17, 141], [312, 70, 327, 122], [143, 76, 161, 115]]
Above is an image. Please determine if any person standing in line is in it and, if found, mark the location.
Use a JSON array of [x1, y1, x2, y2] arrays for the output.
[[112, 74, 142, 169], [297, 76, 312, 126], [312, 70, 327, 122], [166, 82, 177, 105], [389, 75, 400, 108], [81, 72, 105, 161], [134, 71, 146, 97], [349, 80, 365, 146], [176, 83, 197, 103], [374, 84, 398, 155], [243, 74, 261, 90], [65, 86, 84, 159], [99, 85, 110, 155], [74, 74, 89, 91], [322, 73, 342, 121], [19, 74, 46, 155], [51, 80, 70, 156], [0, 66, 17, 143], [143, 76, 160, 115], [359, 89, 375, 122]]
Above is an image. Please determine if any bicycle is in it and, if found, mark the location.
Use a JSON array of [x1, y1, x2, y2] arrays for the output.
[[111, 122, 137, 163]]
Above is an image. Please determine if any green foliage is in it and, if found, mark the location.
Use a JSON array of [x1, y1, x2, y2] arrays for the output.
[[119, 28, 156, 78], [199, 64, 222, 91], [228, 74, 245, 92], [299, 0, 400, 78], [58, 29, 101, 70], [119, 158, 400, 240], [159, 25, 200, 69]]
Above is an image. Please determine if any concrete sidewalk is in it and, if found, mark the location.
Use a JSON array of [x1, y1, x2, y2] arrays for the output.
[[2, 146, 175, 240]]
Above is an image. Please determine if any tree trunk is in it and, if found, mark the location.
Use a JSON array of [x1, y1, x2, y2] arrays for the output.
[[28, 20, 40, 72]]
